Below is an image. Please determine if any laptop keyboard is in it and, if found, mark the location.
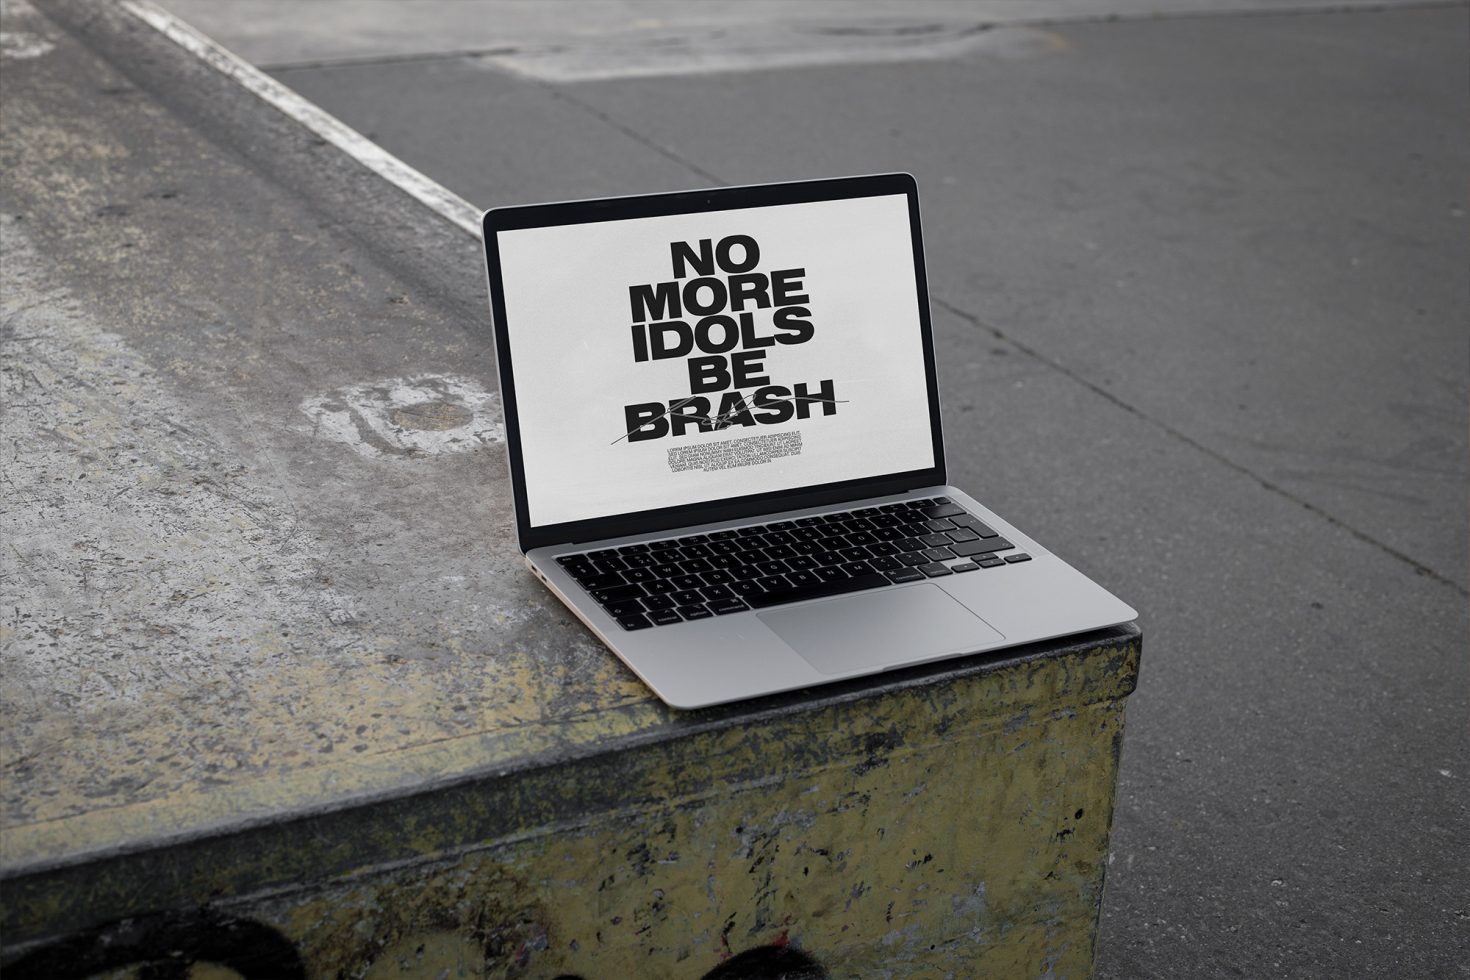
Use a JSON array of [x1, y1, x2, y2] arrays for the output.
[[554, 497, 1033, 631]]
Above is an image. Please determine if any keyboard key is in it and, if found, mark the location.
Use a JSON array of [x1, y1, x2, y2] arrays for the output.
[[950, 562, 979, 573], [642, 593, 676, 611], [589, 549, 619, 562], [651, 562, 680, 578], [897, 553, 928, 567], [946, 528, 979, 542], [579, 571, 625, 591], [644, 579, 677, 595], [786, 555, 818, 570], [842, 560, 875, 576], [708, 530, 737, 540], [978, 558, 1005, 568], [950, 537, 1013, 558], [710, 554, 741, 569], [922, 519, 955, 532], [868, 555, 901, 572], [1004, 553, 1032, 563], [592, 583, 645, 603], [699, 584, 733, 600], [671, 574, 703, 590], [617, 613, 652, 630], [672, 590, 704, 606], [786, 570, 821, 587], [568, 565, 607, 586], [756, 575, 790, 592], [619, 543, 651, 553], [755, 560, 788, 576], [922, 547, 956, 562], [918, 562, 953, 577], [729, 564, 762, 581], [838, 547, 870, 562], [681, 558, 714, 573], [952, 515, 998, 537], [678, 604, 713, 620], [603, 599, 645, 617], [710, 597, 750, 615], [885, 567, 924, 583], [746, 572, 891, 609], [703, 568, 735, 584], [622, 567, 655, 584], [815, 566, 850, 582], [648, 609, 682, 626], [729, 580, 764, 597], [676, 535, 709, 545], [919, 533, 952, 548], [594, 555, 628, 572], [922, 503, 966, 518]]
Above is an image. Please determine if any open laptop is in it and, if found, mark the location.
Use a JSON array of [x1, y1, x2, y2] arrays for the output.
[[481, 173, 1135, 709]]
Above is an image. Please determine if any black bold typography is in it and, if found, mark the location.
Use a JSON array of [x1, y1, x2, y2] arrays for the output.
[[620, 236, 837, 442]]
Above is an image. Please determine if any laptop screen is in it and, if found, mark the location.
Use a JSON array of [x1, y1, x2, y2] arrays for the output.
[[495, 190, 937, 530]]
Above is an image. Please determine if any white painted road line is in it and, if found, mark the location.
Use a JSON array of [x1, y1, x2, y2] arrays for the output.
[[119, 0, 482, 238]]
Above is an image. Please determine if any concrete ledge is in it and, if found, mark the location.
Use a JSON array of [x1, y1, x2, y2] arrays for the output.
[[1, 2, 1141, 974]]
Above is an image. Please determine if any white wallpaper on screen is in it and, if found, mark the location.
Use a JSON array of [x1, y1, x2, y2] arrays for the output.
[[497, 194, 935, 528]]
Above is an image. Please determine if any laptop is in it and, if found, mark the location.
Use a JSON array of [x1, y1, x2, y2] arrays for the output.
[[481, 173, 1136, 709]]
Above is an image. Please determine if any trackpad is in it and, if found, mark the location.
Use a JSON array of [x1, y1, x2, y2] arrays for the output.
[[759, 584, 1004, 676]]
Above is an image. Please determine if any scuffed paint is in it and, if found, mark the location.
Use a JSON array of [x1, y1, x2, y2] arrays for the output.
[[298, 375, 504, 459], [6, 641, 1138, 977], [247, 679, 1128, 978]]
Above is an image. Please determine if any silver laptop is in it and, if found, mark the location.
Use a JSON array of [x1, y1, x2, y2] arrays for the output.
[[481, 174, 1136, 709]]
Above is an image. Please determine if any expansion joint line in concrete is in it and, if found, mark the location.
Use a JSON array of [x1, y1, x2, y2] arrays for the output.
[[119, 0, 1463, 601], [534, 83, 726, 187], [931, 295, 1469, 599]]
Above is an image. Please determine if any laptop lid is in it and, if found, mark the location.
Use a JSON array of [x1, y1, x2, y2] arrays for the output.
[[482, 173, 946, 553]]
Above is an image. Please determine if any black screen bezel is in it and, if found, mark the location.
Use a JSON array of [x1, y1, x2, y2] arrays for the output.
[[481, 173, 947, 553]]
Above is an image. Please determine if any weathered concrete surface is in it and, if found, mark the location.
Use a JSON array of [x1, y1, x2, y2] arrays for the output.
[[6, 638, 1141, 976], [0, 2, 1142, 975]]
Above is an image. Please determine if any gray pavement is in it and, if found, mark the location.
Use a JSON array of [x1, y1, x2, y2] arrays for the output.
[[10, 0, 1470, 976]]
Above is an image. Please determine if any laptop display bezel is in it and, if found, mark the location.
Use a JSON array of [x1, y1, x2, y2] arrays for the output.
[[481, 173, 948, 553]]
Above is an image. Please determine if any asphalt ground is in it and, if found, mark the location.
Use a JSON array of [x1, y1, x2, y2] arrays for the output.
[[6, 0, 1469, 976]]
